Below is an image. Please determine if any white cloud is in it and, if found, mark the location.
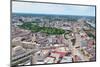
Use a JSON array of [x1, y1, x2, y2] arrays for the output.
[[12, 1, 65, 13], [12, 1, 95, 16]]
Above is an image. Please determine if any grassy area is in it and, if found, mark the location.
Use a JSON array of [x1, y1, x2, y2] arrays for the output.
[[40, 27, 65, 35], [83, 29, 95, 39], [64, 30, 72, 40], [87, 32, 95, 39], [18, 22, 65, 35]]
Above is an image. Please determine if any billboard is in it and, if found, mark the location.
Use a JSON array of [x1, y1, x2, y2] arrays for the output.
[[11, 1, 96, 67]]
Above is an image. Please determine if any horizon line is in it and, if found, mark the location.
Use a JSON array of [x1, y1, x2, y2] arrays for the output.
[[12, 12, 95, 17]]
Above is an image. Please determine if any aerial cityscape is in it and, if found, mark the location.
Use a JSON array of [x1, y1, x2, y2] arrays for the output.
[[11, 1, 96, 66]]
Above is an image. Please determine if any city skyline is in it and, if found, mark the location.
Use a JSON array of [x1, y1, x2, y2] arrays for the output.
[[11, 1, 96, 66], [12, 1, 95, 16]]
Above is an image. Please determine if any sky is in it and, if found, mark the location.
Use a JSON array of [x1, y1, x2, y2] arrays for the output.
[[12, 1, 95, 16]]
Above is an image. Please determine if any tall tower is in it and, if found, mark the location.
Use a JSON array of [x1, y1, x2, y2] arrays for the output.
[[31, 33, 36, 43]]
